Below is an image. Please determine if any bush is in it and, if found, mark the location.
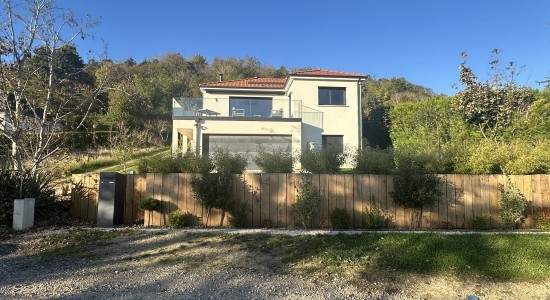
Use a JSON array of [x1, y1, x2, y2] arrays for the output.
[[354, 145, 395, 174], [330, 208, 350, 229], [228, 202, 249, 228], [498, 178, 528, 229], [390, 155, 443, 228], [472, 215, 491, 230], [210, 148, 248, 174], [534, 207, 550, 230], [363, 196, 391, 228], [254, 147, 294, 173], [300, 148, 346, 174], [293, 175, 321, 228], [0, 163, 58, 227], [137, 151, 211, 173], [167, 210, 196, 228]]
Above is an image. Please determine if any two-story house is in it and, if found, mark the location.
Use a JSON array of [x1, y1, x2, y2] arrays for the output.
[[172, 69, 366, 171]]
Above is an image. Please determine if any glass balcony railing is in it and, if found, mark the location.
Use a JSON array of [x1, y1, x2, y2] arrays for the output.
[[173, 97, 323, 128]]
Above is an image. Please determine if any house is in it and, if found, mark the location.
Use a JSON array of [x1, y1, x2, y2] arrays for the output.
[[0, 94, 64, 133], [172, 69, 366, 171]]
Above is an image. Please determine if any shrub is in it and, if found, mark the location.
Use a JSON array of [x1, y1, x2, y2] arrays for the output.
[[0, 163, 58, 227], [363, 195, 391, 228], [293, 175, 321, 228], [534, 207, 550, 230], [498, 177, 528, 229], [300, 148, 346, 174], [254, 147, 294, 173], [354, 145, 395, 174], [390, 155, 443, 228], [167, 210, 196, 228], [330, 208, 350, 229], [228, 202, 249, 228], [137, 151, 211, 173], [210, 148, 248, 174], [472, 215, 491, 230]]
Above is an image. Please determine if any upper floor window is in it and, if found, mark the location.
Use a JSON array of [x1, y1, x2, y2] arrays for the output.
[[318, 87, 346, 105]]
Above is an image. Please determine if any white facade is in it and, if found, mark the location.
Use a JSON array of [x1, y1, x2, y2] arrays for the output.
[[172, 70, 365, 171]]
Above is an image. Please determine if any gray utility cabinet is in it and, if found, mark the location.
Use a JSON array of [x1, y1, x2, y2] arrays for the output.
[[97, 172, 126, 226]]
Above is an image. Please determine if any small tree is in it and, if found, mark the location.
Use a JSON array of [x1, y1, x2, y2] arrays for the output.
[[498, 177, 528, 229], [190, 148, 248, 227], [293, 174, 321, 228], [390, 155, 443, 228]]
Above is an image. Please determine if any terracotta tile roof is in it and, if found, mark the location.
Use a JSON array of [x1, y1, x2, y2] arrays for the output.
[[199, 77, 287, 89], [290, 69, 366, 78]]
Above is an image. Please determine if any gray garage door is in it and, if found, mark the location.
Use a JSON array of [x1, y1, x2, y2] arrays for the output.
[[202, 134, 292, 170]]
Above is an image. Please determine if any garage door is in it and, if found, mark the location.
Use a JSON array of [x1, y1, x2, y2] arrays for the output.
[[202, 134, 292, 170]]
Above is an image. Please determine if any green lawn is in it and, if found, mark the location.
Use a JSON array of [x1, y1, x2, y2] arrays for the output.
[[225, 232, 550, 280]]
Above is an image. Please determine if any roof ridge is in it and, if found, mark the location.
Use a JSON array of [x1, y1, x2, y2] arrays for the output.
[[199, 76, 286, 86]]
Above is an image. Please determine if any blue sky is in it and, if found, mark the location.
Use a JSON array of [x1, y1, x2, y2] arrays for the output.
[[61, 0, 550, 95]]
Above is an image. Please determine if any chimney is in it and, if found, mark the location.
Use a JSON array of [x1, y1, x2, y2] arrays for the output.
[[218, 74, 223, 81]]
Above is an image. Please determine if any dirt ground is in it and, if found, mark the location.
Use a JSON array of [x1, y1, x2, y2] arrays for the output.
[[1, 228, 549, 299]]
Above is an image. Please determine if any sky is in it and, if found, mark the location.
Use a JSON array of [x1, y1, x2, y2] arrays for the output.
[[60, 0, 550, 95]]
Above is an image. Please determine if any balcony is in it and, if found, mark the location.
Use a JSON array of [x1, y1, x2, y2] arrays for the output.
[[173, 97, 323, 128]]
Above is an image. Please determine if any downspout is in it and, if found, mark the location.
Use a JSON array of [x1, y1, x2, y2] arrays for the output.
[[357, 79, 363, 151]]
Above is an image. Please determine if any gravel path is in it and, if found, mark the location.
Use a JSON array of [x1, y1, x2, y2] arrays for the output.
[[0, 228, 410, 300], [1, 227, 549, 299]]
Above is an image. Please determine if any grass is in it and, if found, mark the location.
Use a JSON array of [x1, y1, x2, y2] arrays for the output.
[[224, 232, 550, 281], [22, 229, 550, 281], [67, 147, 169, 174]]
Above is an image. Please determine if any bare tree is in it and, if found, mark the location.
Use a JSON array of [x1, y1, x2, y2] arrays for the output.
[[0, 0, 105, 175]]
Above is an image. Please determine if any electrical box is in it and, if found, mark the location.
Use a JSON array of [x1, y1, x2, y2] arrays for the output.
[[13, 198, 35, 230], [97, 172, 126, 226]]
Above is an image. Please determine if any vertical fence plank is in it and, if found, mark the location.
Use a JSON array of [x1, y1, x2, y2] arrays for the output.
[[479, 175, 490, 218], [276, 174, 286, 227], [531, 174, 542, 228], [260, 174, 270, 224], [385, 175, 396, 228], [310, 174, 320, 228], [133, 174, 145, 222], [541, 175, 550, 219], [328, 175, 338, 226], [319, 174, 329, 228], [344, 174, 354, 227], [454, 175, 465, 228], [522, 175, 534, 228], [464, 175, 475, 228], [251, 174, 261, 227], [290, 174, 301, 228], [124, 174, 134, 223], [353, 175, 363, 228], [70, 175, 82, 219], [242, 174, 253, 227], [472, 175, 482, 220], [488, 175, 499, 228], [445, 174, 456, 229]]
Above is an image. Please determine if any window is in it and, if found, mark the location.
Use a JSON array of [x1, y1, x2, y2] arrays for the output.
[[322, 135, 343, 153], [318, 87, 346, 105], [229, 97, 272, 117]]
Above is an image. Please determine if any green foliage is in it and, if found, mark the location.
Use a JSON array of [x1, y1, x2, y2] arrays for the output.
[[254, 147, 294, 173], [167, 210, 196, 228], [472, 215, 491, 230], [0, 162, 58, 226], [300, 148, 346, 174], [353, 145, 395, 174], [534, 207, 550, 230], [330, 208, 350, 229], [293, 175, 321, 228], [455, 51, 535, 139], [210, 148, 248, 174], [139, 198, 161, 211], [390, 155, 443, 227], [363, 195, 391, 228], [460, 140, 550, 175], [137, 151, 212, 173], [498, 178, 528, 229], [228, 202, 249, 228], [189, 148, 248, 226]]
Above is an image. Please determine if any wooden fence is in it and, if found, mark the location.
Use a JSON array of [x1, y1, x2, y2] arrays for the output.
[[71, 173, 550, 229]]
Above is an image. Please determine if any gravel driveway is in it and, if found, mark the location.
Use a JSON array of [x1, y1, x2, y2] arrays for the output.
[[1, 227, 549, 299]]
